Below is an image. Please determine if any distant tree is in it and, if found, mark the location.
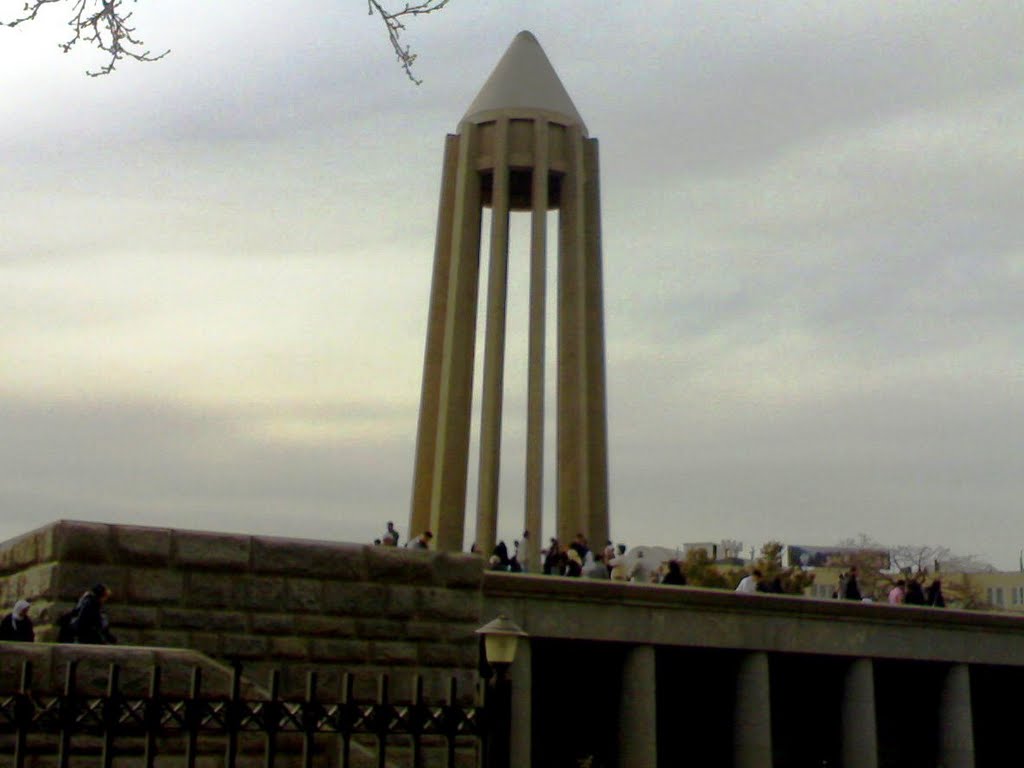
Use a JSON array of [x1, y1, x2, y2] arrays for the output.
[[3, 0, 449, 79], [742, 540, 815, 595], [680, 548, 731, 590], [832, 534, 994, 604]]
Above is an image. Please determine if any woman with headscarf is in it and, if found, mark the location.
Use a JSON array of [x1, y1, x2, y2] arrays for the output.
[[0, 600, 35, 642]]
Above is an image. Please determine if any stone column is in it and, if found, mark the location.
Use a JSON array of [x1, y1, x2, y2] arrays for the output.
[[581, 137, 609, 550], [734, 652, 772, 768], [556, 124, 590, 544], [938, 664, 975, 768], [410, 134, 461, 540], [841, 658, 878, 768], [509, 637, 532, 767], [475, 117, 511, 554], [429, 122, 484, 552], [619, 645, 657, 767], [522, 119, 549, 573]]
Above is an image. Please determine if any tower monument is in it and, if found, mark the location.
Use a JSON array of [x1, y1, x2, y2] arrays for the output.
[[410, 31, 609, 565]]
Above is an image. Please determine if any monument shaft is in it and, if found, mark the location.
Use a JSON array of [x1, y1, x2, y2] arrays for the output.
[[410, 33, 610, 559]]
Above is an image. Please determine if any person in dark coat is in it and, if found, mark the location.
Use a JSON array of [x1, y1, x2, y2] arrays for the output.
[[926, 579, 946, 608], [904, 579, 927, 605], [843, 566, 863, 601], [0, 600, 35, 642], [661, 560, 686, 586], [74, 584, 116, 645]]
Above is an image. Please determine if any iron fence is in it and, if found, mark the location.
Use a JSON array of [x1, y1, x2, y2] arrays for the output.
[[0, 660, 483, 768]]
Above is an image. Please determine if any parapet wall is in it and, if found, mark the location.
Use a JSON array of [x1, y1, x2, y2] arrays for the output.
[[0, 520, 485, 695]]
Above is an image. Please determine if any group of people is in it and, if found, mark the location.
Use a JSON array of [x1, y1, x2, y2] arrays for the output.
[[372, 522, 433, 550], [887, 577, 945, 607], [0, 583, 116, 645], [735, 569, 785, 594], [830, 567, 945, 606]]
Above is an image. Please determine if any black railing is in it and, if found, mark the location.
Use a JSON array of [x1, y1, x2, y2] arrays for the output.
[[0, 660, 483, 768]]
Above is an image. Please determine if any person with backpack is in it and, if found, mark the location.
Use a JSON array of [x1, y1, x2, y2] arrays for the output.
[[71, 583, 117, 645], [0, 600, 35, 642]]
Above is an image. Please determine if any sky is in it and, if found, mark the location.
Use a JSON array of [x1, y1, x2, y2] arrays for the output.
[[1, 1, 1022, 566]]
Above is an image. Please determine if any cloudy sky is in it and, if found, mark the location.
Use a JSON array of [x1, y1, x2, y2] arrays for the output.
[[1, 2, 1021, 566]]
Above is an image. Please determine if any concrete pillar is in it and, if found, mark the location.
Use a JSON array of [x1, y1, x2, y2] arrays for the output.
[[938, 664, 975, 768], [581, 137, 609, 550], [734, 652, 772, 768], [410, 134, 461, 540], [509, 637, 532, 767], [475, 117, 511, 554], [429, 122, 483, 552], [841, 658, 878, 768], [618, 645, 657, 768], [556, 124, 590, 544], [523, 119, 549, 572]]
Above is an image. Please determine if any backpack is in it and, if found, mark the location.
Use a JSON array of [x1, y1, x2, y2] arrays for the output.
[[56, 606, 80, 643]]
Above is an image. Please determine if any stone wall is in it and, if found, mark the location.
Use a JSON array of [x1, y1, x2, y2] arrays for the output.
[[0, 520, 485, 696]]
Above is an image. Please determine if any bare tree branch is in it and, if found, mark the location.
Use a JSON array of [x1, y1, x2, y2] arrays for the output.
[[367, 0, 449, 84], [5, 1, 450, 79], [7, 0, 169, 76]]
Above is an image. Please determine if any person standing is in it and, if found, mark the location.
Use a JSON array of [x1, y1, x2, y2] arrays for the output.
[[74, 584, 116, 645], [888, 580, 907, 605], [0, 600, 35, 642], [736, 570, 762, 594], [409, 531, 433, 549], [843, 566, 863, 601], [926, 579, 946, 607]]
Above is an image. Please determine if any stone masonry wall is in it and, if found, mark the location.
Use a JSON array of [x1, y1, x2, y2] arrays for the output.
[[0, 520, 485, 697]]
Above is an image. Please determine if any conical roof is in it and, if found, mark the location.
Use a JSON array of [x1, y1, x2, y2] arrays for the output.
[[462, 31, 586, 133]]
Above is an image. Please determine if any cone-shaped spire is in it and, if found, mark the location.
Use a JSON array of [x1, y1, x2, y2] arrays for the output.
[[462, 31, 586, 134]]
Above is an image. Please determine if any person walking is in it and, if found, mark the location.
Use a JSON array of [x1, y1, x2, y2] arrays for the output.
[[0, 600, 35, 642], [843, 566, 863, 601], [73, 584, 116, 645]]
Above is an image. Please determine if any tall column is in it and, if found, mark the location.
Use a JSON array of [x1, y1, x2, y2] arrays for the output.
[[581, 137, 609, 549], [429, 123, 483, 552], [509, 637, 532, 767], [619, 645, 658, 767], [410, 135, 461, 539], [938, 664, 975, 768], [841, 659, 878, 768], [523, 119, 549, 571], [556, 125, 590, 544], [475, 118, 512, 554], [734, 652, 772, 768]]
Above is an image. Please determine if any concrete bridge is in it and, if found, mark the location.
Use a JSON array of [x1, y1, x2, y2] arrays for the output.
[[3, 521, 1020, 767]]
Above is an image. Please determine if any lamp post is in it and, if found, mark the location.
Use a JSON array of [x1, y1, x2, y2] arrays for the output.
[[476, 615, 528, 768]]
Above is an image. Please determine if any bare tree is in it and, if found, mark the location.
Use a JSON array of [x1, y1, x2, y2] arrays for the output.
[[4, 0, 449, 79]]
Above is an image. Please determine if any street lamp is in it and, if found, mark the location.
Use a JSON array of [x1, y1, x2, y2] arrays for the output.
[[476, 615, 528, 768]]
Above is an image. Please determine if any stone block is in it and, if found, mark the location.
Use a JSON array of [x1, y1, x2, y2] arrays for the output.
[[221, 634, 269, 659], [137, 629, 191, 649], [161, 607, 247, 632], [126, 569, 184, 604], [6, 563, 59, 603], [365, 547, 435, 586], [188, 631, 222, 657], [173, 531, 251, 571], [354, 618, 407, 640], [52, 521, 114, 563], [115, 526, 172, 565], [54, 563, 126, 601], [417, 640, 479, 668], [383, 586, 419, 618], [323, 582, 388, 616], [310, 639, 371, 664], [417, 588, 482, 622], [115, 605, 160, 628], [371, 641, 418, 665], [434, 552, 486, 588], [188, 572, 245, 608], [242, 575, 287, 609], [404, 620, 477, 643], [293, 615, 356, 638], [251, 537, 367, 580], [270, 636, 310, 660], [285, 578, 324, 613], [7, 530, 43, 571]]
